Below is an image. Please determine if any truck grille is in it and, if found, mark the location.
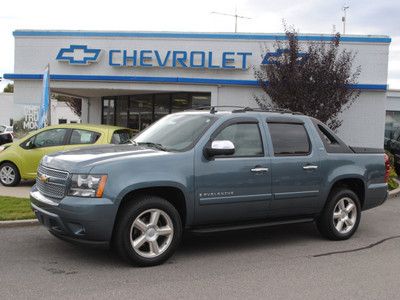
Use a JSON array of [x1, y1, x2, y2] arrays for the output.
[[36, 165, 69, 200]]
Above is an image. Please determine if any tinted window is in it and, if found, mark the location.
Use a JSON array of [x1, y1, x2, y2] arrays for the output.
[[312, 120, 352, 153], [33, 129, 67, 148], [69, 129, 100, 145], [268, 123, 310, 156], [214, 123, 263, 157], [112, 129, 133, 144]]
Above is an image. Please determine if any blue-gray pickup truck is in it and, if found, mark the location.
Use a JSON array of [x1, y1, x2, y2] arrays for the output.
[[30, 108, 389, 266]]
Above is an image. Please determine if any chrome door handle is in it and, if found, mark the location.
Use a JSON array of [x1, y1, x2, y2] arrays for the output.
[[251, 167, 269, 172], [303, 165, 318, 170]]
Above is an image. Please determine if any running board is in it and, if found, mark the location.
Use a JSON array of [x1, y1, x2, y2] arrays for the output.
[[189, 218, 314, 234]]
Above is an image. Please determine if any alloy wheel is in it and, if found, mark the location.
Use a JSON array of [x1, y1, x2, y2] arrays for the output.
[[333, 197, 357, 234], [0, 166, 15, 185], [129, 208, 174, 259]]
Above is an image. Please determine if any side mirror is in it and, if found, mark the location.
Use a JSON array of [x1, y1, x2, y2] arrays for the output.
[[26, 139, 35, 149], [205, 140, 235, 158]]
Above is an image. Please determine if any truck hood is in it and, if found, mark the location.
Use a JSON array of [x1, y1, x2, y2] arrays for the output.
[[41, 144, 164, 172]]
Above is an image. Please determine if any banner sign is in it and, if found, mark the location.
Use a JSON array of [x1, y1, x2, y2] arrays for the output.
[[37, 65, 50, 129]]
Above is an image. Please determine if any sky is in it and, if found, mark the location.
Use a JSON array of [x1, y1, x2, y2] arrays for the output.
[[0, 0, 399, 90]]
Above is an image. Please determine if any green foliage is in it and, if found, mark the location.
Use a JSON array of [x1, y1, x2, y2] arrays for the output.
[[3, 83, 14, 93], [0, 196, 34, 221], [385, 151, 399, 191]]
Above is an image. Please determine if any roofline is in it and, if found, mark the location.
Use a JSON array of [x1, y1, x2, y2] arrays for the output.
[[2, 73, 389, 91], [12, 30, 391, 44]]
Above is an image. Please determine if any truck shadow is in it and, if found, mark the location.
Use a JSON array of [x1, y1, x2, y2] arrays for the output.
[[179, 222, 320, 256], [46, 222, 321, 268]]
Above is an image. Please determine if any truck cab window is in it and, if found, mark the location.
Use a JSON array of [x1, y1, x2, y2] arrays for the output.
[[268, 123, 310, 156]]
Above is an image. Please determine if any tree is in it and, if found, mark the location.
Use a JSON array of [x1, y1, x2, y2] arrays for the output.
[[254, 26, 361, 131], [3, 83, 14, 93], [52, 94, 82, 117]]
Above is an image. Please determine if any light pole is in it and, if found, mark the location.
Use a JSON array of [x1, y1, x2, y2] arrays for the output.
[[342, 6, 349, 35]]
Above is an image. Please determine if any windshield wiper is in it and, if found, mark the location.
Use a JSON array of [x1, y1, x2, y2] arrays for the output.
[[134, 141, 168, 151]]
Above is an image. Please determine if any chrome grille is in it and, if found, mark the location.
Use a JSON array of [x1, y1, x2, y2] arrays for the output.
[[36, 165, 69, 200]]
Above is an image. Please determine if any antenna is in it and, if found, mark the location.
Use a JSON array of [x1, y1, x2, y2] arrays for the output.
[[342, 5, 349, 34], [211, 7, 252, 33]]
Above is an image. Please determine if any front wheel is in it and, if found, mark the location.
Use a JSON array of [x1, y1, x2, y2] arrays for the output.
[[113, 195, 182, 267], [0, 162, 21, 186], [316, 188, 361, 240]]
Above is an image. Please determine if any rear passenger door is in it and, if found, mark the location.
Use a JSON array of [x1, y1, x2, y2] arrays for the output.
[[265, 119, 322, 216], [63, 129, 101, 151]]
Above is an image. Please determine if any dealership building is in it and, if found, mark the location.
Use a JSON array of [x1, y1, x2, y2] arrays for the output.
[[3, 30, 391, 147]]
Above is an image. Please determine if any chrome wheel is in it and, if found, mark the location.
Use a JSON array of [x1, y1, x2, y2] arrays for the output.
[[130, 208, 174, 259], [0, 166, 15, 185], [333, 197, 357, 234]]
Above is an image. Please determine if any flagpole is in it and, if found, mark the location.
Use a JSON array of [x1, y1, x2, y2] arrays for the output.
[[47, 64, 51, 126]]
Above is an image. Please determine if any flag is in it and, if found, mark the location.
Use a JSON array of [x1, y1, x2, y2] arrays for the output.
[[37, 65, 50, 129]]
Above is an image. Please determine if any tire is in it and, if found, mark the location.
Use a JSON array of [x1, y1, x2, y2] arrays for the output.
[[113, 195, 182, 267], [316, 188, 361, 240], [0, 162, 21, 186]]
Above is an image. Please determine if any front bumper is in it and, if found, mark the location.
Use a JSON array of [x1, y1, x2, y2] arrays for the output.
[[30, 185, 118, 245]]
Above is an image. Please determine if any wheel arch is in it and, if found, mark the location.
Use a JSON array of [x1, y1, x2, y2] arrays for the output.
[[113, 185, 189, 235], [327, 177, 366, 209]]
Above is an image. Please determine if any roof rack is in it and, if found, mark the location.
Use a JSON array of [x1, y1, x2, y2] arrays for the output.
[[187, 106, 302, 115], [190, 106, 248, 114]]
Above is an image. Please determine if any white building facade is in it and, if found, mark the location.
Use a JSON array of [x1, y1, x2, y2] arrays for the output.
[[4, 30, 391, 147]]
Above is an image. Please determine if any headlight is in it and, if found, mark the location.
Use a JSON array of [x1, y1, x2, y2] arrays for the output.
[[68, 174, 107, 198]]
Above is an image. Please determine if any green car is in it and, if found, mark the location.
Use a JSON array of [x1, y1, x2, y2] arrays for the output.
[[0, 124, 135, 186]]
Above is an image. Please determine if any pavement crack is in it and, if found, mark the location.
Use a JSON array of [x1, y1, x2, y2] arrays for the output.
[[312, 234, 400, 258], [43, 267, 78, 275]]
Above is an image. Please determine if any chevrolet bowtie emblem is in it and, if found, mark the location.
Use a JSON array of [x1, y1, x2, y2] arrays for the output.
[[39, 174, 50, 183]]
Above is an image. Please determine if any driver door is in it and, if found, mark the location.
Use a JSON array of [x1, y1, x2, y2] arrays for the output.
[[194, 118, 272, 225]]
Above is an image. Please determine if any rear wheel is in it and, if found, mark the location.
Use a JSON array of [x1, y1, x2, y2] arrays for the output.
[[113, 195, 182, 267], [0, 162, 21, 186], [316, 188, 361, 240]]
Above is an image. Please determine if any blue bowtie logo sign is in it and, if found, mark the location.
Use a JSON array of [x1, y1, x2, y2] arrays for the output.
[[56, 45, 101, 65], [262, 49, 307, 65]]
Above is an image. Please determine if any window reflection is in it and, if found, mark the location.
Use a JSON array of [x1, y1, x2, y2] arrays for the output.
[[102, 92, 211, 131]]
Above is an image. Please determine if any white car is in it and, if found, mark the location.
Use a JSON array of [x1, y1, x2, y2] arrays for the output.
[[0, 125, 14, 138]]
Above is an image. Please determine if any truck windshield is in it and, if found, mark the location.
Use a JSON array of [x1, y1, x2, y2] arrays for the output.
[[133, 114, 216, 151]]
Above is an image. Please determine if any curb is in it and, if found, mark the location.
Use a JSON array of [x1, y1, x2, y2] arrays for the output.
[[0, 219, 39, 228], [389, 179, 400, 198]]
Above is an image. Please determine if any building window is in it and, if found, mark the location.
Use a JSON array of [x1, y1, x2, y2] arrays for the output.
[[102, 92, 210, 131], [58, 119, 67, 124], [102, 98, 115, 125]]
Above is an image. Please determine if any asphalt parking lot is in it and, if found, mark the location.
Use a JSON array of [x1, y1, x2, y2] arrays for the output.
[[1, 197, 399, 299]]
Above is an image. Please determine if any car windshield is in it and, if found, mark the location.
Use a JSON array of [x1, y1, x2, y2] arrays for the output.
[[132, 114, 216, 151], [0, 126, 5, 133]]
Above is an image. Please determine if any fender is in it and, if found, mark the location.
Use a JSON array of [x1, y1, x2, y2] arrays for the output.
[[322, 165, 366, 207], [114, 180, 194, 226]]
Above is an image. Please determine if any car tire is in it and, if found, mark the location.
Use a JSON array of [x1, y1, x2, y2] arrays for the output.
[[316, 188, 361, 240], [113, 195, 182, 267], [0, 162, 21, 186]]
